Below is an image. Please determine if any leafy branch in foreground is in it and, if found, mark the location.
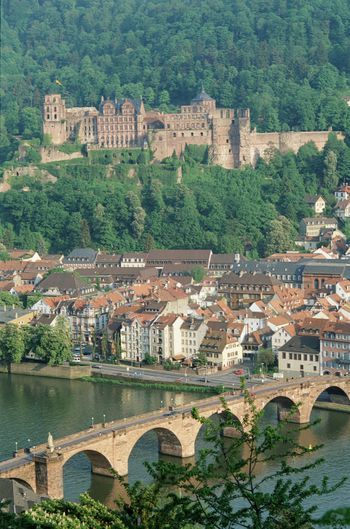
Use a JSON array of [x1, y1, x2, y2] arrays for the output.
[[147, 386, 348, 529]]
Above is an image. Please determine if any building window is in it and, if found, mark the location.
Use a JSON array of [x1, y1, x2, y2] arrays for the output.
[[287, 363, 291, 369]]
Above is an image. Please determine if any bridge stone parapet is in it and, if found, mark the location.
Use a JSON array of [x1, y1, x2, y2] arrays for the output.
[[0, 377, 349, 499]]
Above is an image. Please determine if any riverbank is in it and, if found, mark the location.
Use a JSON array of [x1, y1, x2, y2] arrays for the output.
[[313, 401, 350, 414], [82, 375, 223, 394], [0, 362, 91, 379]]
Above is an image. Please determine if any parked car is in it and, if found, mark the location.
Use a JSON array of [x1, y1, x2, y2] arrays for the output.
[[233, 369, 245, 376]]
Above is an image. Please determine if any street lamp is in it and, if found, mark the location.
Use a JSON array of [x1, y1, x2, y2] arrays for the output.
[[91, 417, 94, 428], [160, 400, 164, 409], [103, 414, 106, 426]]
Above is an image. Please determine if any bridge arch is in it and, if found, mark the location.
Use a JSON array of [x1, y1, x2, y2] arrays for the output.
[[63, 449, 114, 479], [306, 384, 350, 423], [260, 395, 301, 423], [124, 424, 189, 479], [194, 409, 244, 451], [9, 477, 35, 492]]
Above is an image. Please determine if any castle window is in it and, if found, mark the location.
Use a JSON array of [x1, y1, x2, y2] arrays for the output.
[[54, 107, 57, 112], [53, 97, 56, 103], [182, 133, 184, 137], [167, 124, 170, 129], [229, 149, 232, 153], [202, 123, 205, 127], [47, 114, 50, 119], [200, 132, 203, 136], [46, 107, 50, 112], [226, 139, 229, 143], [54, 114, 57, 119], [226, 110, 230, 118], [191, 132, 194, 136], [173, 132, 176, 137]]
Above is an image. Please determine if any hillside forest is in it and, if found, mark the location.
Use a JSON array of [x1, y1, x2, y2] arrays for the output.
[[1, 0, 350, 257], [0, 137, 349, 257]]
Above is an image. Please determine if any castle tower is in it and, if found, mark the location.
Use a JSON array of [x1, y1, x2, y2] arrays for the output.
[[232, 109, 251, 167], [43, 94, 67, 144], [190, 86, 216, 113]]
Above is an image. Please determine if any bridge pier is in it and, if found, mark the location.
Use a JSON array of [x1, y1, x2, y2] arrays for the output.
[[222, 426, 241, 438], [34, 452, 64, 499]]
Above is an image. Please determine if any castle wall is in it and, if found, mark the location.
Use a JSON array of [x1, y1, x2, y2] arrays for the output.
[[152, 128, 212, 160], [39, 147, 84, 164], [250, 131, 345, 166]]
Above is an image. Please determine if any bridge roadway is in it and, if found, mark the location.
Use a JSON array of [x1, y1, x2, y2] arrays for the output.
[[0, 376, 349, 498]]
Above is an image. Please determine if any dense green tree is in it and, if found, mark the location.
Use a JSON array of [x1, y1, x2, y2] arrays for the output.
[[323, 150, 339, 191], [20, 107, 42, 139], [0, 292, 22, 308], [264, 216, 297, 256], [0, 324, 25, 369], [256, 348, 275, 370], [28, 320, 72, 365], [190, 265, 205, 283]]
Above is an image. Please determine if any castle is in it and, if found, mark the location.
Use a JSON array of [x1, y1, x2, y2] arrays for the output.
[[43, 90, 343, 169]]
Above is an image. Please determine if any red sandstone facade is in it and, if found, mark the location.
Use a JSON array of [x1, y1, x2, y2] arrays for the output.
[[43, 90, 343, 169]]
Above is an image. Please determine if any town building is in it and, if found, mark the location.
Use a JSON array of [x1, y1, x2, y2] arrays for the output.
[[43, 90, 343, 169], [320, 321, 350, 375], [180, 317, 208, 359], [300, 217, 338, 238], [335, 183, 350, 201], [218, 272, 281, 309], [271, 324, 296, 353], [335, 199, 350, 219], [63, 248, 99, 269], [305, 195, 326, 215], [278, 336, 320, 377], [198, 321, 243, 370]]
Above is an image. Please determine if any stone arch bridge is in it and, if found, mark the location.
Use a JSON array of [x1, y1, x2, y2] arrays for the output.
[[0, 377, 349, 499]]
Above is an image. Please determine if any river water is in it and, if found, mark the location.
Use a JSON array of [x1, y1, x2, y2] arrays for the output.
[[0, 373, 349, 515]]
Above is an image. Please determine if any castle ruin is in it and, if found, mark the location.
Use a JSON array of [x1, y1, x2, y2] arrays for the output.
[[43, 90, 343, 169]]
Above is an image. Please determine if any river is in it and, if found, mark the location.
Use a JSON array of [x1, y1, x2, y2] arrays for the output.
[[0, 373, 349, 515]]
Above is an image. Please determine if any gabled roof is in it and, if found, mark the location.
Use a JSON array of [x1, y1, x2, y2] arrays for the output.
[[305, 195, 324, 204], [38, 272, 92, 294], [279, 335, 320, 354], [64, 248, 98, 263]]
